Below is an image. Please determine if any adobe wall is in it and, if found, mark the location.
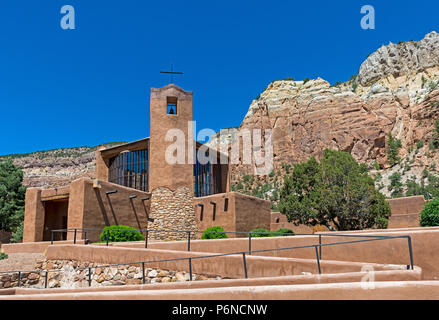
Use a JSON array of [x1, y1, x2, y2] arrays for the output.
[[386, 195, 425, 215], [385, 195, 425, 228], [149, 84, 194, 192], [118, 227, 439, 280], [5, 280, 439, 300], [194, 193, 236, 233], [23, 189, 45, 242], [270, 212, 320, 233], [1, 269, 421, 296], [44, 244, 409, 279], [234, 193, 271, 233], [68, 178, 151, 242], [193, 192, 271, 236], [147, 187, 197, 241]]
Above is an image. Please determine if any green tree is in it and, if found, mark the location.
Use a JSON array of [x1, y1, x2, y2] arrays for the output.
[[420, 198, 439, 227], [430, 120, 439, 150], [278, 149, 391, 231], [0, 158, 26, 233], [405, 176, 426, 198], [388, 172, 403, 198], [387, 133, 402, 166]]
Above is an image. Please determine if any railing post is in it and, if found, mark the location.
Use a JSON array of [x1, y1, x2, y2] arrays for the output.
[[242, 253, 248, 279], [51, 231, 54, 245], [319, 234, 322, 259], [407, 236, 414, 270], [248, 233, 252, 255], [189, 258, 193, 281], [145, 231, 148, 249], [314, 246, 321, 274], [187, 231, 191, 252], [142, 262, 146, 284], [44, 271, 48, 288], [74, 229, 77, 245], [88, 267, 92, 287], [17, 271, 21, 287], [106, 229, 110, 246]]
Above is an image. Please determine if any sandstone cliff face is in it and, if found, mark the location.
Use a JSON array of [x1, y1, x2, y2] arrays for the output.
[[221, 31, 439, 198]]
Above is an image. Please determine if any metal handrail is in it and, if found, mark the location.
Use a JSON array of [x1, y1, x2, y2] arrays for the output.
[[0, 235, 414, 289], [0, 227, 415, 289]]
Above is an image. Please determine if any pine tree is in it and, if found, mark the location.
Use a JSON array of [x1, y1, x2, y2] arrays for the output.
[[387, 132, 402, 166], [0, 158, 26, 232], [278, 149, 391, 231]]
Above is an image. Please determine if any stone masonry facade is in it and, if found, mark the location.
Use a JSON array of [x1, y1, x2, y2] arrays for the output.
[[148, 187, 198, 240], [0, 259, 224, 289]]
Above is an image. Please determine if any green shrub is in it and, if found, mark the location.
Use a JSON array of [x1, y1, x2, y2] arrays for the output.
[[99, 225, 144, 243], [10, 220, 23, 243], [0, 252, 7, 260], [271, 228, 294, 236], [202, 226, 228, 239], [249, 228, 272, 237], [420, 198, 439, 227]]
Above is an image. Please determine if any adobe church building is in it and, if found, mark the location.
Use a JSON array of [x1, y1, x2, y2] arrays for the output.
[[22, 83, 271, 243]]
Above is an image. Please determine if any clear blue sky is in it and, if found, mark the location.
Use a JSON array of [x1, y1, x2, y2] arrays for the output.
[[0, 0, 438, 155]]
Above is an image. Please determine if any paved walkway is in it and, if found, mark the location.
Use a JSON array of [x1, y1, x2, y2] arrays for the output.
[[0, 253, 45, 273]]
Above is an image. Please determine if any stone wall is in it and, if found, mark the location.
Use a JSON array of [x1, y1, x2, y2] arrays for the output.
[[148, 187, 198, 240], [0, 259, 223, 289]]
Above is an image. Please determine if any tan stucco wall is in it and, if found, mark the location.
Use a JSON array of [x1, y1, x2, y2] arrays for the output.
[[22, 178, 151, 243], [68, 179, 151, 242], [386, 195, 425, 228], [193, 192, 271, 236], [44, 244, 410, 279], [114, 227, 439, 279], [4, 280, 439, 300], [23, 189, 45, 242], [149, 84, 194, 192], [1, 269, 421, 297]]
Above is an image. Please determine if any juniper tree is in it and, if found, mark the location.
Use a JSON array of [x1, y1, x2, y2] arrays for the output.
[[387, 132, 402, 166], [278, 149, 391, 231], [0, 158, 26, 232]]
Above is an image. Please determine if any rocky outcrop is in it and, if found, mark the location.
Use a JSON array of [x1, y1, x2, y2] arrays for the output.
[[358, 31, 439, 87], [222, 31, 439, 198], [2, 143, 125, 189]]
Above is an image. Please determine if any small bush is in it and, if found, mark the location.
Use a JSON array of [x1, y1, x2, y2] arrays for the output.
[[10, 221, 24, 243], [0, 252, 8, 260], [271, 228, 294, 236], [99, 225, 144, 243], [420, 198, 439, 227], [249, 228, 272, 237], [202, 226, 228, 239]]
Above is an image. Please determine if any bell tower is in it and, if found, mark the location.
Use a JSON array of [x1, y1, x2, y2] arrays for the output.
[[149, 83, 194, 192]]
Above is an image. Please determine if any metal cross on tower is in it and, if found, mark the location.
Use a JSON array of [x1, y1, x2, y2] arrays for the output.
[[160, 63, 183, 83]]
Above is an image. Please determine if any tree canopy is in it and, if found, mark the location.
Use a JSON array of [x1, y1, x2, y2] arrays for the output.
[[278, 149, 391, 231], [0, 158, 26, 232]]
